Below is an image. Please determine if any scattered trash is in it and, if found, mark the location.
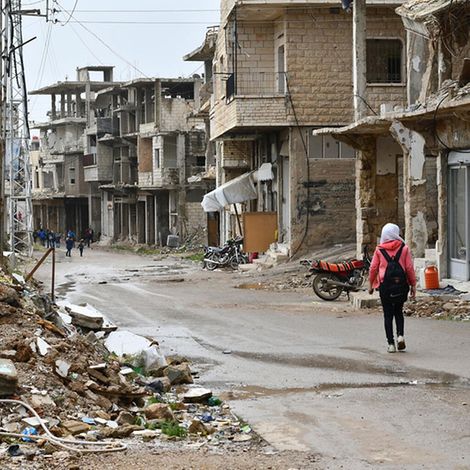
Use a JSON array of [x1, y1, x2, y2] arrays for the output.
[[21, 427, 38, 442], [7, 444, 23, 457], [208, 396, 222, 406], [104, 330, 151, 356], [0, 263, 257, 466]]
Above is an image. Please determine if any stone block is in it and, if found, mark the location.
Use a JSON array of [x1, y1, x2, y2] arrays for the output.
[[350, 291, 381, 309]]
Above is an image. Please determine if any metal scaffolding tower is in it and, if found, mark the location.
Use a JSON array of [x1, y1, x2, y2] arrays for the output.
[[2, 0, 33, 257]]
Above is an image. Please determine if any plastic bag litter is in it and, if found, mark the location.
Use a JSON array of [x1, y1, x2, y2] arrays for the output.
[[143, 345, 167, 372]]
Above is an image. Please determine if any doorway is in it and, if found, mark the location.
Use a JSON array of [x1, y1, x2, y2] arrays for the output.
[[448, 153, 470, 280]]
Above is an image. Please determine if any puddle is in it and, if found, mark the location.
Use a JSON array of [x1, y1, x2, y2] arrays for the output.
[[56, 281, 76, 296], [236, 283, 269, 290], [219, 380, 470, 401]]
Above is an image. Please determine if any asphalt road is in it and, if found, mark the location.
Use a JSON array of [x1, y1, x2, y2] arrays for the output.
[[36, 246, 470, 469]]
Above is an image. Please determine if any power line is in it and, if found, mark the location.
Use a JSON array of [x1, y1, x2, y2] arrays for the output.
[[74, 9, 220, 13], [58, 17, 395, 25], [61, 0, 79, 27], [69, 23, 104, 66], [55, 0, 149, 78]]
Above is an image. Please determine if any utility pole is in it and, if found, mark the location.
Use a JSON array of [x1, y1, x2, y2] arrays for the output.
[[2, 0, 35, 260], [353, 0, 367, 121]]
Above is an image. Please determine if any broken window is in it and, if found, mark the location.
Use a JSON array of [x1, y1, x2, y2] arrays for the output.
[[366, 39, 402, 84], [69, 167, 76, 185]]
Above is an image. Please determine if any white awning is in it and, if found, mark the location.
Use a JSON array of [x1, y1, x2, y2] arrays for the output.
[[201, 164, 273, 212]]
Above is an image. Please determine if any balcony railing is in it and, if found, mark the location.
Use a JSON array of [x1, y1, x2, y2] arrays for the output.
[[226, 71, 286, 100]]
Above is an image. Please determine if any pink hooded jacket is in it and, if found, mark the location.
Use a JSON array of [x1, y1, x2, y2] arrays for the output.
[[369, 239, 416, 289]]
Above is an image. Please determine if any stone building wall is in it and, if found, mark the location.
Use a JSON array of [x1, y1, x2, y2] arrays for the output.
[[286, 6, 406, 126], [289, 128, 356, 253]]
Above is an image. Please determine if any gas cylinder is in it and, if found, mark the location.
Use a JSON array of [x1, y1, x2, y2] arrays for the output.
[[424, 265, 439, 290]]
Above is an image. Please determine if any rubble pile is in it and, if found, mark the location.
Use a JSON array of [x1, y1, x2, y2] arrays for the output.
[[404, 297, 470, 321], [0, 270, 256, 466]]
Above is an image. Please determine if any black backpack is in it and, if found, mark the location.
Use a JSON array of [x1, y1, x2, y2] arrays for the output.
[[379, 243, 409, 302]]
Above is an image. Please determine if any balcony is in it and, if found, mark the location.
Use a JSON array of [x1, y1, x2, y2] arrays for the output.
[[83, 153, 113, 183], [49, 141, 84, 155], [211, 72, 289, 139], [87, 117, 116, 135]]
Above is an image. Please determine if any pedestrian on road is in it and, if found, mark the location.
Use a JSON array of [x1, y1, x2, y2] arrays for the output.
[[368, 223, 416, 353], [38, 228, 46, 246], [65, 237, 74, 257], [78, 239, 85, 257], [84, 227, 94, 248], [47, 230, 55, 249]]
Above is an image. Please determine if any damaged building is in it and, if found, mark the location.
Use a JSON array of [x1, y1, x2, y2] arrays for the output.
[[316, 0, 470, 281], [191, 0, 407, 257], [98, 77, 213, 245], [31, 67, 215, 245], [31, 66, 117, 235]]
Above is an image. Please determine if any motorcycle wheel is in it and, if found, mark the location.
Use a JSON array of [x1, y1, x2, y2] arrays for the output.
[[205, 253, 219, 271], [229, 255, 242, 269], [312, 273, 343, 301]]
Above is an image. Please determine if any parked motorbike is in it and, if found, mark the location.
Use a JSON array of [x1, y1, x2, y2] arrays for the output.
[[203, 237, 248, 270], [301, 246, 371, 301]]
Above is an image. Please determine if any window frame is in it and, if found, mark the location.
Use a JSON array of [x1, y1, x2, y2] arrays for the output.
[[69, 167, 76, 185], [366, 37, 405, 86]]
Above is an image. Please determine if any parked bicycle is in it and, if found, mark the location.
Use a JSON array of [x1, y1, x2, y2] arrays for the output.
[[203, 237, 248, 270]]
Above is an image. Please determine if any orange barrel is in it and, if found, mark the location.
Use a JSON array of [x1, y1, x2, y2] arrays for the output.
[[424, 265, 439, 290]]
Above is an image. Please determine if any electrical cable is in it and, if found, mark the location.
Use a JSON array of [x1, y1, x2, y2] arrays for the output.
[[432, 94, 470, 153], [55, 0, 150, 78], [59, 17, 395, 25], [0, 399, 127, 453], [61, 0, 78, 27], [285, 72, 311, 259], [69, 22, 104, 65]]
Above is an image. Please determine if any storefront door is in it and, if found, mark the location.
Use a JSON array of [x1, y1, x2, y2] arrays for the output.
[[449, 152, 470, 280]]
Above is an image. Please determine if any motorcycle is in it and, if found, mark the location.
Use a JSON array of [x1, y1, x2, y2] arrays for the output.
[[301, 246, 370, 301], [203, 237, 248, 270]]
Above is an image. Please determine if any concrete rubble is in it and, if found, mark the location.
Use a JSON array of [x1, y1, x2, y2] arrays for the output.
[[0, 267, 258, 468]]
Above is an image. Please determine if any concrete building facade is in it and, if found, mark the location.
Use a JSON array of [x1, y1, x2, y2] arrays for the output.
[[98, 77, 214, 245], [31, 66, 116, 236], [201, 0, 406, 255], [31, 67, 214, 245]]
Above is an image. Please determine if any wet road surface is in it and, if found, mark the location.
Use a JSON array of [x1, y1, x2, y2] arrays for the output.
[[37, 247, 470, 469]]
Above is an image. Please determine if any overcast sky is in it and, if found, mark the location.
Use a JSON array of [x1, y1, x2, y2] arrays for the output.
[[22, 0, 220, 123]]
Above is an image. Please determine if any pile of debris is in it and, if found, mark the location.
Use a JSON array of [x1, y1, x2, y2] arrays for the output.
[[404, 296, 470, 321], [0, 269, 255, 466]]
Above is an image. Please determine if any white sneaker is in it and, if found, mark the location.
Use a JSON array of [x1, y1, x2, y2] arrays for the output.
[[397, 336, 406, 351], [387, 343, 396, 353]]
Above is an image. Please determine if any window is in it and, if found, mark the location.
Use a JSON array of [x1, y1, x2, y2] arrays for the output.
[[196, 156, 206, 167], [154, 148, 161, 168], [69, 167, 76, 185], [308, 133, 355, 159], [277, 45, 286, 94], [366, 39, 402, 84]]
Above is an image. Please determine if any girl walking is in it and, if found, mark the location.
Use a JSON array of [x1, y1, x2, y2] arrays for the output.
[[369, 223, 416, 353]]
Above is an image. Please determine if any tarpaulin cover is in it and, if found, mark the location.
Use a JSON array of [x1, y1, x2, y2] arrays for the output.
[[201, 171, 257, 212], [201, 163, 274, 212]]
